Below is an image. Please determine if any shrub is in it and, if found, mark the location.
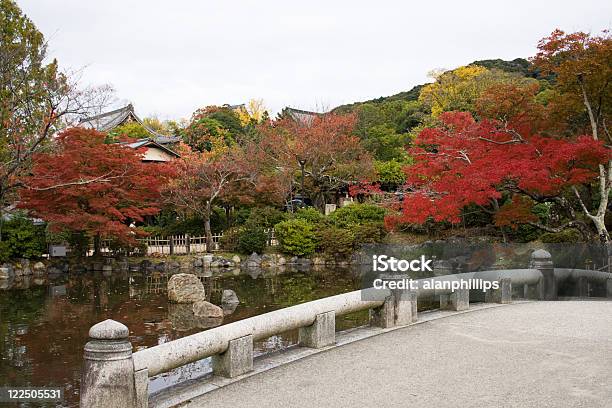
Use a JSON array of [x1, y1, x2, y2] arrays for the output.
[[294, 207, 324, 224], [0, 216, 47, 262], [246, 206, 287, 229], [352, 222, 387, 245], [237, 225, 268, 254], [540, 228, 583, 243], [316, 226, 355, 259], [274, 219, 317, 256], [328, 203, 386, 227], [219, 226, 242, 252]]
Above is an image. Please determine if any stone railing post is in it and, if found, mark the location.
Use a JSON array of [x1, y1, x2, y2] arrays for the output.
[[531, 249, 556, 300], [370, 289, 417, 328], [80, 319, 137, 408], [299, 311, 335, 348], [212, 335, 254, 378], [370, 294, 395, 328], [395, 289, 417, 325], [485, 278, 512, 304], [440, 288, 469, 311]]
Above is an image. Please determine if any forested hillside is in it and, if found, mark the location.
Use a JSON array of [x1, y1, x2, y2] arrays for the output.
[[333, 58, 539, 113]]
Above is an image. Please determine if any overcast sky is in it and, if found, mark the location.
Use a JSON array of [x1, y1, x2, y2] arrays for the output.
[[18, 0, 611, 120]]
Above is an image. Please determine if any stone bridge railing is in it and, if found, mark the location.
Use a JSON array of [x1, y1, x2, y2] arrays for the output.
[[79, 249, 612, 408]]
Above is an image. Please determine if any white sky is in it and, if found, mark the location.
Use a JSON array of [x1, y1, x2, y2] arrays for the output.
[[18, 0, 612, 120]]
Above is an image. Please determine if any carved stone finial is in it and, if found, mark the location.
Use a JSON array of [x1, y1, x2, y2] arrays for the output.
[[88, 319, 129, 340], [531, 249, 551, 260]]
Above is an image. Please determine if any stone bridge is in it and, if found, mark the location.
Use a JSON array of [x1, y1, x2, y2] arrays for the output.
[[183, 301, 612, 408], [79, 250, 612, 408]]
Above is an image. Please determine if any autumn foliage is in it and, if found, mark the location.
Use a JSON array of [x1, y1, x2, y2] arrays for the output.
[[163, 143, 270, 250], [383, 29, 612, 242], [532, 30, 611, 137], [258, 113, 374, 208], [19, 128, 172, 245], [390, 111, 609, 228]]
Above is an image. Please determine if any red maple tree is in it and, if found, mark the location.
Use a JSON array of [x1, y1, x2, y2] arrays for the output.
[[258, 113, 374, 209], [162, 144, 263, 251], [19, 127, 172, 252], [390, 111, 609, 237]]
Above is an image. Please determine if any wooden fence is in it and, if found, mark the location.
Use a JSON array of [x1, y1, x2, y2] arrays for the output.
[[137, 234, 224, 255], [86, 229, 277, 256]]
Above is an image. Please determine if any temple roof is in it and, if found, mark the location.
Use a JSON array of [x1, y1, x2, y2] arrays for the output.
[[78, 104, 180, 145], [284, 107, 322, 126], [121, 138, 180, 159]]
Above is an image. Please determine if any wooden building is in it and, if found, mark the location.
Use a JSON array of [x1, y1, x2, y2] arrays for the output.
[[78, 104, 180, 162], [280, 107, 322, 126]]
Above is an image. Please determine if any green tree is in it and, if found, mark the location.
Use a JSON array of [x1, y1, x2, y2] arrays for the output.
[[375, 160, 407, 190], [360, 124, 409, 161], [205, 107, 244, 137], [182, 106, 245, 152], [107, 122, 150, 142], [183, 116, 232, 152], [316, 226, 355, 259]]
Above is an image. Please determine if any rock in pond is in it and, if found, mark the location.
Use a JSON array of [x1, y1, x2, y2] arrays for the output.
[[0, 263, 13, 279], [168, 304, 222, 331], [221, 289, 239, 305], [210, 257, 233, 268], [167, 273, 206, 303], [312, 257, 326, 265], [192, 300, 224, 318], [246, 252, 262, 267], [222, 302, 238, 316]]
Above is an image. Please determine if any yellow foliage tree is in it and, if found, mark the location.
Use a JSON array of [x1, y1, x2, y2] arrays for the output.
[[246, 98, 267, 123], [419, 65, 536, 117], [235, 98, 268, 125]]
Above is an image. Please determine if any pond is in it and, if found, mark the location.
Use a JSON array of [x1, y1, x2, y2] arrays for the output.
[[0, 266, 366, 407]]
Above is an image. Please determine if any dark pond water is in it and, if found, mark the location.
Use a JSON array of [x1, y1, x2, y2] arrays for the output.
[[0, 266, 366, 407]]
